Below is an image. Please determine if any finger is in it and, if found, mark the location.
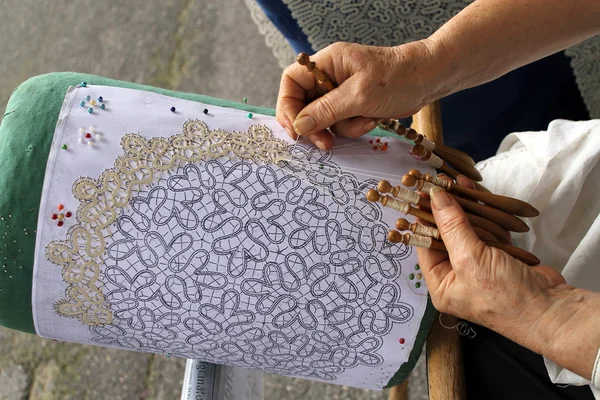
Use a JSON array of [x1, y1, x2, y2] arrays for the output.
[[416, 248, 453, 294], [330, 117, 378, 138], [276, 63, 321, 135], [455, 175, 476, 189], [293, 75, 365, 136], [304, 130, 334, 151], [429, 186, 486, 266]]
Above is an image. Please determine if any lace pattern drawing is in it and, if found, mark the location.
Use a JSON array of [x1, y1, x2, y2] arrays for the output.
[[46, 120, 416, 383]]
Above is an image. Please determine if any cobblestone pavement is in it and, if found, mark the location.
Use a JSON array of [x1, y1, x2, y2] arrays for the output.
[[0, 1, 427, 398]]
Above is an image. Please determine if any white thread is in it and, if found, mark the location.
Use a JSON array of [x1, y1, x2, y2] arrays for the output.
[[429, 175, 451, 190], [426, 152, 444, 169], [386, 197, 411, 214], [592, 348, 600, 388], [421, 137, 435, 151], [407, 234, 432, 249], [393, 187, 421, 205], [438, 313, 476, 338], [420, 180, 436, 193], [413, 223, 441, 240]]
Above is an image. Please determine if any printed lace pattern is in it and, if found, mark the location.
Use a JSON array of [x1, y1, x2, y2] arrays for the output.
[[45, 120, 289, 325]]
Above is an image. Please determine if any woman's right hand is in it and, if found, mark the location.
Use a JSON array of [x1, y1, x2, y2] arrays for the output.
[[276, 40, 446, 149]]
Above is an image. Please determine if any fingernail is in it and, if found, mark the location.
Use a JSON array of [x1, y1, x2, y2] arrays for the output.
[[315, 140, 326, 150], [430, 186, 451, 209], [294, 115, 316, 135], [363, 120, 377, 132]]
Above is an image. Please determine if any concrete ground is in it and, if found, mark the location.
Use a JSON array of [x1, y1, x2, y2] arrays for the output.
[[0, 1, 427, 399]]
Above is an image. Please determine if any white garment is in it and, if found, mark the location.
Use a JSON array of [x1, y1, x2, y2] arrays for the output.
[[476, 119, 600, 397]]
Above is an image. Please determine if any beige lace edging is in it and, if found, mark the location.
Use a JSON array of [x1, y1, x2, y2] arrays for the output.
[[45, 120, 289, 326]]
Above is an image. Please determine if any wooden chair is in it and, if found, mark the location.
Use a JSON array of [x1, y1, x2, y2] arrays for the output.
[[388, 101, 466, 400]]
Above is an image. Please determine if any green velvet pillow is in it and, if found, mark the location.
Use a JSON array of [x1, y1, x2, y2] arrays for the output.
[[0, 73, 434, 387]]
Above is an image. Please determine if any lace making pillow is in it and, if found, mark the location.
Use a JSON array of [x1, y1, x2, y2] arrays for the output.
[[0, 73, 435, 389]]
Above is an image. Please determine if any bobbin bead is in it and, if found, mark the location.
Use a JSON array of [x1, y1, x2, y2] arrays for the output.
[[100, 104, 106, 110], [408, 169, 423, 179], [203, 109, 208, 114], [396, 218, 410, 230], [85, 95, 91, 101], [79, 101, 85, 107], [401, 174, 417, 188], [81, 82, 87, 87], [87, 108, 93, 114], [90, 100, 96, 106], [387, 230, 402, 243], [170, 107, 176, 113], [377, 180, 392, 194], [365, 190, 381, 202], [98, 96, 103, 102]]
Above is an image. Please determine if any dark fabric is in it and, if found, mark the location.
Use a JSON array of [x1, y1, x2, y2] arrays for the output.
[[462, 323, 594, 400], [255, 0, 313, 55], [440, 51, 590, 162]]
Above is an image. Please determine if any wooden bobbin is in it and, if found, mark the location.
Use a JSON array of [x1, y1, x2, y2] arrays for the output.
[[379, 119, 408, 137], [402, 170, 539, 218], [297, 52, 336, 91], [370, 187, 505, 241], [396, 218, 441, 240], [387, 231, 446, 251], [366, 190, 435, 224], [397, 217, 498, 243], [413, 144, 483, 182], [398, 177, 509, 240], [377, 180, 427, 208], [406, 170, 530, 233], [388, 230, 539, 265]]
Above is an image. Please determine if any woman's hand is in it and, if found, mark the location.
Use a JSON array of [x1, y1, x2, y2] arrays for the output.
[[418, 185, 568, 348], [276, 40, 443, 150]]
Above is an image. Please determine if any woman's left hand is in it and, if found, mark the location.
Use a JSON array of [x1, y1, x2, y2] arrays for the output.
[[418, 185, 566, 346]]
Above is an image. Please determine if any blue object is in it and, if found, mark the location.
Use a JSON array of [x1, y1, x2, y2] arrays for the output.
[[255, 0, 312, 55], [97, 96, 103, 103], [81, 81, 87, 87], [170, 106, 176, 113]]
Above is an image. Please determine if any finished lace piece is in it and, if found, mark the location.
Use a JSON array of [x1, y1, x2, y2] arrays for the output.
[[244, 0, 297, 69], [45, 120, 289, 325], [566, 36, 600, 118]]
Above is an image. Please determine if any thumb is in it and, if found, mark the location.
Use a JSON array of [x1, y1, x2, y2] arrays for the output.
[[429, 186, 485, 263], [293, 75, 365, 136]]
